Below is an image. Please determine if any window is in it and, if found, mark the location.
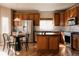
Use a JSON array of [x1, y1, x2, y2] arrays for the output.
[[40, 20, 54, 30], [1, 17, 10, 34]]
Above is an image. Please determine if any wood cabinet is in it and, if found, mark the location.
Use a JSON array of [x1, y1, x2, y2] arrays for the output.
[[65, 6, 78, 19], [36, 34, 59, 51], [37, 35, 48, 50], [53, 13, 60, 26], [72, 33, 79, 50], [64, 5, 79, 25], [64, 10, 70, 26], [22, 14, 29, 20], [65, 10, 70, 20], [53, 12, 65, 26], [29, 14, 34, 20], [60, 13, 65, 26], [14, 13, 19, 18], [13, 13, 40, 26], [53, 5, 79, 26], [18, 14, 23, 20], [69, 6, 78, 17], [49, 35, 59, 50], [33, 14, 40, 26]]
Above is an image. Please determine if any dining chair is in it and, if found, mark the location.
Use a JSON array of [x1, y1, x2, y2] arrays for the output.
[[3, 33, 16, 55], [21, 34, 29, 51], [3, 33, 9, 51]]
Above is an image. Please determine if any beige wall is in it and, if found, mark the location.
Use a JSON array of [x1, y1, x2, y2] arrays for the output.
[[40, 11, 53, 18], [0, 6, 1, 43], [0, 6, 11, 43]]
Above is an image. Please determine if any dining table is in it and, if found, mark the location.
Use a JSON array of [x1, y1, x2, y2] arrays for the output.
[[12, 32, 26, 51]]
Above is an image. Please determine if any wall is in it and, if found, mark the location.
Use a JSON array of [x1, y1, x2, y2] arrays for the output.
[[0, 6, 11, 43], [40, 11, 53, 18], [0, 6, 1, 43]]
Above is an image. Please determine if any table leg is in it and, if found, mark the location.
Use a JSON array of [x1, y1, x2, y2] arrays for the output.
[[15, 37, 21, 51]]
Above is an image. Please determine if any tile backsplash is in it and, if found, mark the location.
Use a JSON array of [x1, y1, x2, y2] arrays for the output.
[[35, 25, 79, 32]]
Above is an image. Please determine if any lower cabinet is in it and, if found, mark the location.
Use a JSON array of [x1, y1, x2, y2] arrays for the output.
[[37, 35, 48, 50], [36, 35, 59, 52], [72, 33, 79, 50], [49, 36, 59, 50]]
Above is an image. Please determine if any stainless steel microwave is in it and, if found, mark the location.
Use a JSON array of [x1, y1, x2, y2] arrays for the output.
[[67, 17, 77, 26]]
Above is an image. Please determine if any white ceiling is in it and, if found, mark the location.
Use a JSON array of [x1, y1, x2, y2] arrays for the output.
[[0, 3, 76, 11]]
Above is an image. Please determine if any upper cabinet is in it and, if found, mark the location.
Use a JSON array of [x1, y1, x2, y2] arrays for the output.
[[60, 13, 65, 26], [53, 4, 79, 26], [22, 14, 29, 20], [69, 6, 78, 17], [53, 13, 60, 26], [33, 14, 40, 26], [64, 5, 79, 25], [65, 9, 70, 20], [29, 14, 34, 20], [13, 13, 40, 26], [65, 6, 78, 19], [53, 12, 65, 26], [64, 10, 70, 26]]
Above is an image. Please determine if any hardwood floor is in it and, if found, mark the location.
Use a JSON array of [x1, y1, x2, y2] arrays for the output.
[[0, 43, 79, 56]]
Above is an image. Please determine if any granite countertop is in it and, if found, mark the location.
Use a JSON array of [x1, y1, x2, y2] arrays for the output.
[[35, 32, 60, 35], [34, 25, 79, 32]]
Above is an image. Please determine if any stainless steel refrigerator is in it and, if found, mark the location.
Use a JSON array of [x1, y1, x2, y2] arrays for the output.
[[22, 20, 33, 42]]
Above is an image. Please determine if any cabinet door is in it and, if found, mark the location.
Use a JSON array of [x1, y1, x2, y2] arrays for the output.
[[60, 13, 65, 26], [18, 14, 23, 20], [66, 10, 70, 20], [72, 36, 77, 49], [77, 6, 79, 24], [29, 14, 34, 20], [75, 36, 79, 50], [49, 35, 59, 50], [70, 6, 78, 17], [22, 14, 29, 20], [64, 12, 67, 26], [72, 34, 79, 50], [37, 35, 48, 50], [54, 13, 60, 26], [34, 14, 40, 26], [14, 13, 19, 19]]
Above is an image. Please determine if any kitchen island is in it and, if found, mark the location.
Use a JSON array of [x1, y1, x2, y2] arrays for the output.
[[34, 25, 79, 52], [35, 33, 60, 53], [34, 26, 64, 53]]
